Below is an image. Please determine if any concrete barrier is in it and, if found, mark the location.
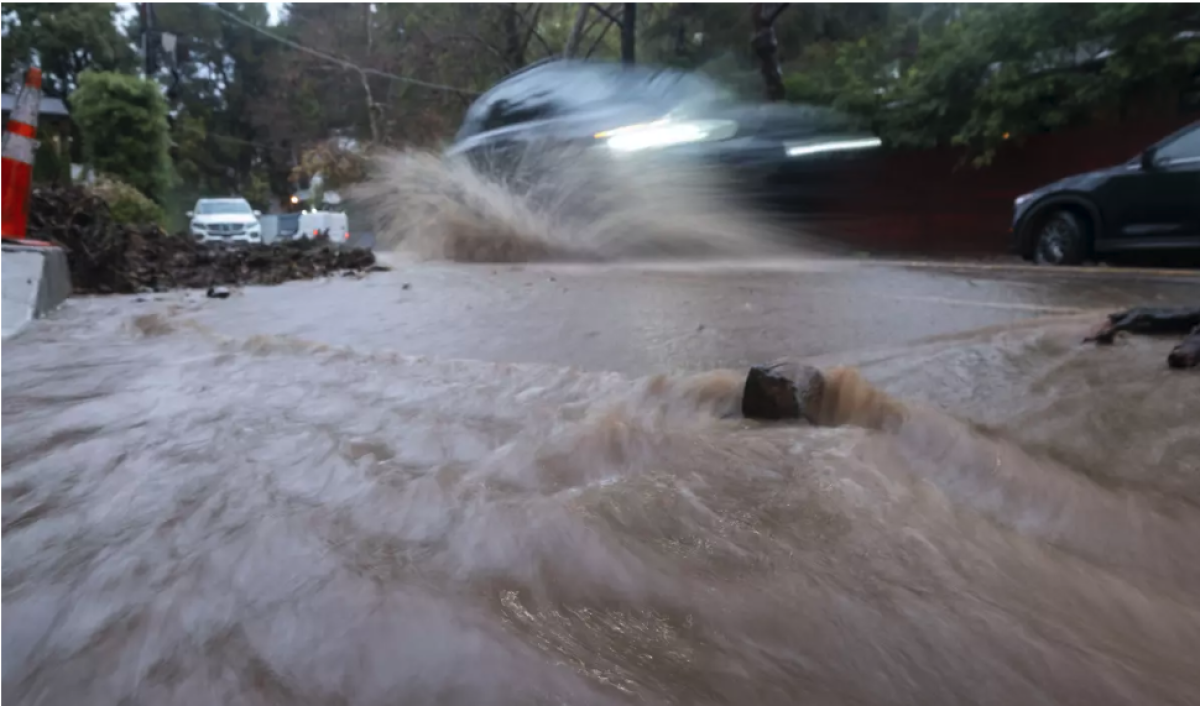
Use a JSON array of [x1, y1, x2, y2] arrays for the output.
[[2, 243, 71, 339]]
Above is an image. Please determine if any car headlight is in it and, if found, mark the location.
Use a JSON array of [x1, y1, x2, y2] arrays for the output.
[[596, 118, 738, 153], [784, 136, 882, 158]]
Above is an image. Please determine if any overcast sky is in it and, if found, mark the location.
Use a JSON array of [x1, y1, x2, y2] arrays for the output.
[[118, 3, 286, 28]]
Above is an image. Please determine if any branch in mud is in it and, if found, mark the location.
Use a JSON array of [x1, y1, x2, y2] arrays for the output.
[[1169, 325, 1200, 369], [1085, 306, 1200, 345], [1085, 306, 1200, 370]]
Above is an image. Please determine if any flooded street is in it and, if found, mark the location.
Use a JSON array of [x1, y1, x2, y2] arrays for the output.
[[5, 257, 1200, 706]]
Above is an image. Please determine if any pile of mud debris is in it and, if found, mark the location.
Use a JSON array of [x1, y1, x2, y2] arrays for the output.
[[27, 186, 381, 295]]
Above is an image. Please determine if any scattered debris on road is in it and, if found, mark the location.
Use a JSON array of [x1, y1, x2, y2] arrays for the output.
[[1086, 306, 1200, 369], [1168, 326, 1200, 369], [28, 185, 381, 295]]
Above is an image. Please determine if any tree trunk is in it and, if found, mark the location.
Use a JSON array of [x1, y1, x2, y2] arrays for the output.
[[503, 3, 525, 69], [358, 70, 381, 144], [620, 3, 637, 65], [564, 4, 590, 58], [750, 3, 788, 102]]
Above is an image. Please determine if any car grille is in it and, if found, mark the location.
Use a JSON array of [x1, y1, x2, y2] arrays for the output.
[[207, 223, 246, 234]]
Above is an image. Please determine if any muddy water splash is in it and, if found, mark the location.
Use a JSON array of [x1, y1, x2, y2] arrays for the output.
[[350, 143, 815, 262], [4, 303, 1200, 706]]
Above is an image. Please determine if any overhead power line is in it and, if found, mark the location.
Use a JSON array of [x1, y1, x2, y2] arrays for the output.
[[206, 4, 480, 96]]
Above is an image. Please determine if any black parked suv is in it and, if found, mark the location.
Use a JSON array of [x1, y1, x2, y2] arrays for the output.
[[1012, 121, 1200, 265], [446, 59, 883, 211]]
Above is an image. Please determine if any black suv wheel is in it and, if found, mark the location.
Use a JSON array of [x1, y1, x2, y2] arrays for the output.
[[1033, 209, 1089, 266]]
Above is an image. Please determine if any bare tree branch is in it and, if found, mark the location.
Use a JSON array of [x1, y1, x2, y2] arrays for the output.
[[583, 9, 618, 59], [580, 7, 611, 41], [589, 3, 622, 27], [516, 3, 549, 57], [564, 4, 590, 58]]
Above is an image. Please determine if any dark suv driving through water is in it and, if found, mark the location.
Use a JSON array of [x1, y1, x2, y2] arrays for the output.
[[446, 59, 883, 212], [1012, 120, 1200, 265]]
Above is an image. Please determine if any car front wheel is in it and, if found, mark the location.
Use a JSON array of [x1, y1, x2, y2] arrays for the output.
[[1033, 209, 1088, 266]]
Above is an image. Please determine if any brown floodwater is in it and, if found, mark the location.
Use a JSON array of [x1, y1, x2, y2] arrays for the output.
[[4, 147, 1200, 705], [6, 278, 1200, 706]]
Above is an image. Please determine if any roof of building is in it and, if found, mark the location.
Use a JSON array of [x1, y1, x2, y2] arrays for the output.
[[0, 94, 69, 117]]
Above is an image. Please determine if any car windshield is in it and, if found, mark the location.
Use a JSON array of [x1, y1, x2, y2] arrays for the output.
[[197, 201, 253, 215]]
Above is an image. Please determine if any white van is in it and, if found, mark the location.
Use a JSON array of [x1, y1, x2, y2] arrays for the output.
[[297, 211, 350, 245]]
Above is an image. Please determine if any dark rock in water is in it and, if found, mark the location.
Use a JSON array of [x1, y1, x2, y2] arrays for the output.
[[742, 361, 826, 423], [1167, 325, 1200, 369], [206, 286, 231, 299]]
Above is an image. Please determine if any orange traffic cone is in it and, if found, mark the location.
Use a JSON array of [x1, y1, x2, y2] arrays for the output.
[[2, 67, 51, 245]]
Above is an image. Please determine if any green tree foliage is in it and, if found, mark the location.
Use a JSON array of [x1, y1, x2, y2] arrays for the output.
[[70, 70, 173, 202], [785, 3, 1200, 164], [150, 3, 288, 205], [11, 2, 1195, 206], [1, 3, 136, 97]]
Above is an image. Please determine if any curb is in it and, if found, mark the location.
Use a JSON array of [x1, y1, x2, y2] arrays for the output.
[[886, 259, 1200, 279], [2, 244, 71, 339]]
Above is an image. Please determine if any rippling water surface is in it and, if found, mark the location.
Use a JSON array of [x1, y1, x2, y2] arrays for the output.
[[5, 282, 1200, 706]]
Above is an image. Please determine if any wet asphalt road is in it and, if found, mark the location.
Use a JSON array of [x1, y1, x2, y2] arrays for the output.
[[75, 257, 1200, 375]]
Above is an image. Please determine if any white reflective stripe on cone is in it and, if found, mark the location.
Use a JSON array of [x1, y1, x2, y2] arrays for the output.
[[9, 90, 41, 128], [1, 132, 38, 165]]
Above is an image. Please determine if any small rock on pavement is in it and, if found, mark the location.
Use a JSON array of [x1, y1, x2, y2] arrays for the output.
[[206, 286, 231, 299], [742, 360, 826, 423]]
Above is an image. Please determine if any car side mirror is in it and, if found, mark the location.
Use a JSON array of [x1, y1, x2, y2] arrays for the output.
[[186, 211, 194, 218], [1140, 147, 1158, 171], [253, 210, 262, 217]]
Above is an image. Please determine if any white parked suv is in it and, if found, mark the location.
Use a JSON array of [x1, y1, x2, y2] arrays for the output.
[[188, 198, 263, 244]]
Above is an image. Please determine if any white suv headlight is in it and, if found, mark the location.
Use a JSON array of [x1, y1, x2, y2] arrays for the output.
[[596, 119, 738, 153]]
